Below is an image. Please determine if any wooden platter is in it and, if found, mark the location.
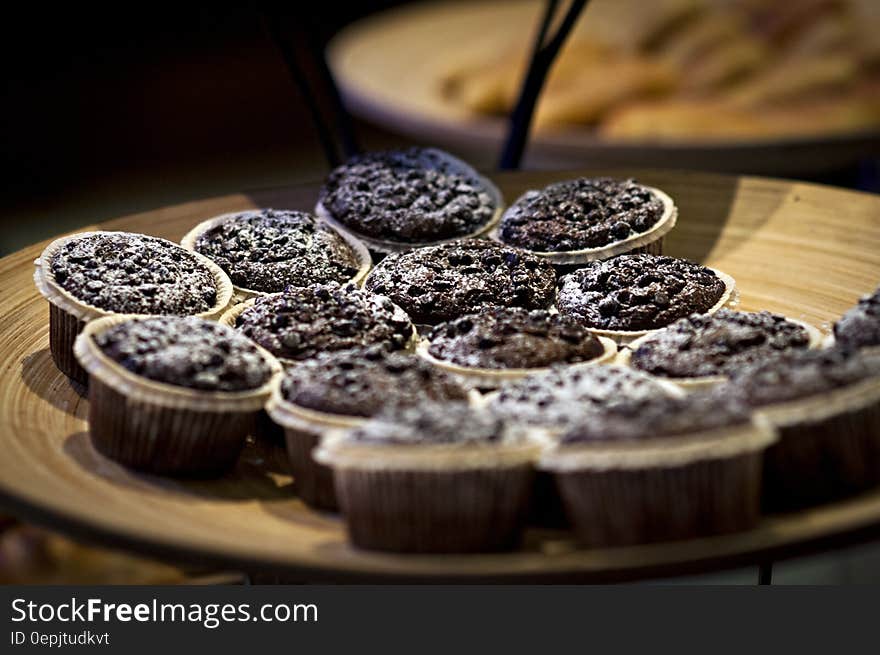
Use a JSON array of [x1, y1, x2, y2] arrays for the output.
[[328, 0, 880, 174], [2, 169, 880, 582]]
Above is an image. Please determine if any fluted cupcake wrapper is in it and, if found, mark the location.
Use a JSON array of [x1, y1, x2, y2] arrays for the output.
[[554, 451, 764, 547], [540, 419, 776, 547], [757, 378, 880, 511], [333, 465, 535, 553], [74, 314, 282, 476], [34, 230, 234, 383], [180, 211, 374, 303]]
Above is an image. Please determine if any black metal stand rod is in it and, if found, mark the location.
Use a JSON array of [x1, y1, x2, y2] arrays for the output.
[[499, 0, 588, 170]]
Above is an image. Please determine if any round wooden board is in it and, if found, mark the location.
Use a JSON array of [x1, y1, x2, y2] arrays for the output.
[[328, 0, 880, 174], [2, 169, 880, 582]]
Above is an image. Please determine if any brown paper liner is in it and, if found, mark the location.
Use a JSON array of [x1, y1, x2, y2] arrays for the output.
[[49, 303, 88, 385], [74, 314, 282, 476], [489, 185, 676, 266], [757, 379, 880, 510], [616, 316, 825, 391], [554, 451, 764, 547], [415, 335, 618, 391], [180, 211, 373, 303], [333, 465, 535, 553], [540, 419, 775, 547], [34, 231, 234, 383]]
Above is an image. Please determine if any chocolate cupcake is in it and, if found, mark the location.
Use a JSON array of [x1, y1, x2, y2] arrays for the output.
[[493, 177, 677, 264], [181, 208, 371, 300], [34, 231, 233, 384], [540, 391, 776, 547], [221, 283, 415, 362], [831, 285, 880, 353], [726, 347, 880, 510], [364, 239, 556, 326], [556, 254, 735, 344], [316, 147, 502, 252], [314, 402, 544, 553], [620, 310, 822, 389], [418, 307, 616, 389], [74, 315, 281, 475], [265, 347, 470, 510]]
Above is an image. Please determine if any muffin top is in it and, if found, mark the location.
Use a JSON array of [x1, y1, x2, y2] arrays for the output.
[[559, 391, 752, 444], [235, 283, 413, 361], [94, 316, 273, 392], [343, 402, 517, 446], [834, 285, 880, 350], [281, 347, 468, 417], [364, 239, 556, 325], [489, 365, 676, 428], [50, 232, 218, 315], [319, 147, 497, 243], [499, 178, 665, 252], [557, 254, 727, 331], [427, 307, 605, 369], [630, 310, 812, 379], [728, 347, 880, 408], [193, 209, 361, 293]]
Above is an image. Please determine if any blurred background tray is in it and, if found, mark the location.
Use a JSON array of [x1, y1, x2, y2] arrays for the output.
[[2, 169, 880, 582], [329, 0, 880, 174]]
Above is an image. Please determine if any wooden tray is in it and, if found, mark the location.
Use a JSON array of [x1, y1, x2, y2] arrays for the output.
[[2, 169, 880, 582], [329, 0, 880, 175]]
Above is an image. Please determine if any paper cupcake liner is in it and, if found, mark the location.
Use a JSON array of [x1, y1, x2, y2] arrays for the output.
[[180, 211, 373, 303], [315, 151, 504, 255], [554, 450, 765, 548], [74, 314, 282, 476], [34, 231, 234, 383], [539, 419, 775, 547], [332, 465, 535, 553], [414, 335, 618, 391], [218, 296, 420, 363], [570, 268, 737, 346], [616, 316, 825, 391], [489, 185, 677, 265], [755, 377, 880, 511]]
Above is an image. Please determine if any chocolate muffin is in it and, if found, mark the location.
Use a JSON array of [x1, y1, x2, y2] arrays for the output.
[[627, 310, 817, 381], [51, 233, 220, 315], [556, 254, 733, 338], [95, 316, 273, 392], [75, 315, 280, 476], [727, 348, 880, 509], [281, 347, 468, 417], [364, 240, 556, 325], [488, 364, 681, 431], [268, 347, 469, 509], [317, 147, 500, 246], [833, 285, 880, 350], [314, 402, 542, 552], [187, 209, 367, 294], [35, 231, 232, 384], [541, 391, 775, 547], [232, 283, 413, 361], [498, 177, 675, 258], [425, 308, 607, 370]]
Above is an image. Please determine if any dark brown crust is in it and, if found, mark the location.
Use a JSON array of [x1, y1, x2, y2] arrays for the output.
[[555, 451, 763, 547], [334, 466, 534, 553], [762, 400, 880, 511], [49, 303, 88, 385], [87, 376, 254, 476]]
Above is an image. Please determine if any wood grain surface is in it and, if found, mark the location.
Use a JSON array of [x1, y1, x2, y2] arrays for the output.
[[2, 169, 880, 582]]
